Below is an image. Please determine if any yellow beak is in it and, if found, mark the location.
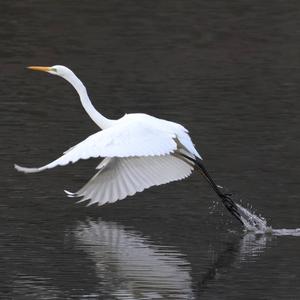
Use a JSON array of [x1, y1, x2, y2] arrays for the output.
[[27, 66, 51, 72]]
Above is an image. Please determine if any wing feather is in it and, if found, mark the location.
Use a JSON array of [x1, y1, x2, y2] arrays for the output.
[[14, 121, 177, 174], [67, 154, 194, 206]]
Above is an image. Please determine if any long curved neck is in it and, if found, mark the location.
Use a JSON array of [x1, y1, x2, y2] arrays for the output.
[[64, 72, 113, 129]]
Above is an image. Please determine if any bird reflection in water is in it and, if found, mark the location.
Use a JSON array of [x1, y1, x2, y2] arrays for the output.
[[72, 219, 271, 299], [198, 232, 271, 294], [73, 219, 194, 300]]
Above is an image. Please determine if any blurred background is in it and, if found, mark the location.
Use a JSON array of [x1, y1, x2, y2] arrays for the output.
[[1, 1, 300, 299]]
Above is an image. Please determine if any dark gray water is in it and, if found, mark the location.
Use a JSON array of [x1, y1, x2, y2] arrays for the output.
[[1, 1, 300, 299]]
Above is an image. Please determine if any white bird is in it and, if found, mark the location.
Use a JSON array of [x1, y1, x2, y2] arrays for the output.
[[15, 65, 242, 223]]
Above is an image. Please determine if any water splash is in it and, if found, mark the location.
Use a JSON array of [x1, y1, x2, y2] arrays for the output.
[[236, 203, 300, 236], [236, 204, 270, 233]]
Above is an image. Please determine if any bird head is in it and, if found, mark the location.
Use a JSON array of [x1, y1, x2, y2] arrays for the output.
[[27, 65, 72, 78]]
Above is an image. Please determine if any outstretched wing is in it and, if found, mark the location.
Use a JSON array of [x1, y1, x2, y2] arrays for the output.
[[14, 120, 178, 174], [66, 154, 194, 206]]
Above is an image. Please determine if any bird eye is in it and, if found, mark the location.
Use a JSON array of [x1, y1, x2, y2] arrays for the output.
[[51, 68, 57, 72]]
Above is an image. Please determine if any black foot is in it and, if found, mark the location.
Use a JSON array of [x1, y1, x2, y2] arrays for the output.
[[221, 193, 243, 225]]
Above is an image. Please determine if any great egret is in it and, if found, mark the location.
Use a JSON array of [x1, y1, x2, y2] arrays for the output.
[[15, 65, 242, 224]]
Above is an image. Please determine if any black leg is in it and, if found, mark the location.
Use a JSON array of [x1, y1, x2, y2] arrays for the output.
[[181, 154, 243, 225]]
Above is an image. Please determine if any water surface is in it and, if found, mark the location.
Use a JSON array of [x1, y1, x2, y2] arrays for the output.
[[1, 1, 300, 299]]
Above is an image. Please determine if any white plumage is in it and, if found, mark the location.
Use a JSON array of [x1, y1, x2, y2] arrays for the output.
[[15, 65, 201, 206], [68, 155, 194, 206]]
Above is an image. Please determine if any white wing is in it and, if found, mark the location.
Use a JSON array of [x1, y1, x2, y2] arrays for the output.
[[14, 120, 178, 174], [176, 129, 202, 159], [66, 154, 194, 206]]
